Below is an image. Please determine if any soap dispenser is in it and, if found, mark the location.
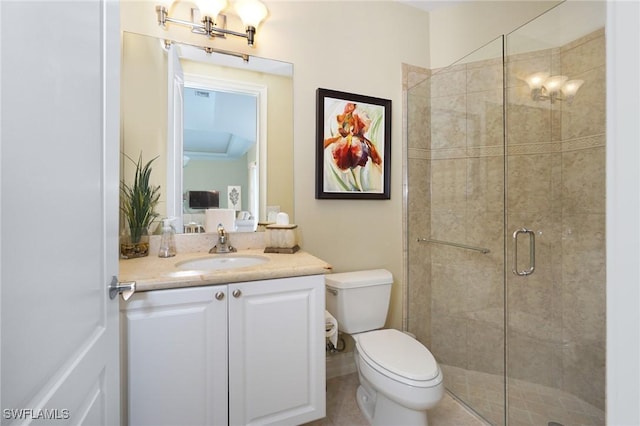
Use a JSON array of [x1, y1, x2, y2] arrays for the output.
[[158, 217, 177, 258]]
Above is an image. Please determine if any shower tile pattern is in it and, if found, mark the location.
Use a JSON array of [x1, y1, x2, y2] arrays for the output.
[[405, 28, 605, 425]]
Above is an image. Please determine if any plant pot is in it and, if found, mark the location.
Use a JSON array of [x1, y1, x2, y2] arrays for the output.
[[120, 227, 150, 259]]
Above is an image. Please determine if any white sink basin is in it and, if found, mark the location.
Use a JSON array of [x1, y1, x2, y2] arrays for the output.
[[175, 255, 269, 272]]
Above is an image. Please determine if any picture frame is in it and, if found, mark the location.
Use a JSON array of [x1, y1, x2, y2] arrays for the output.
[[315, 88, 391, 200], [227, 185, 241, 211]]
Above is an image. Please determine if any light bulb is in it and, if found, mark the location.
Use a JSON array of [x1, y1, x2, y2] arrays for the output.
[[195, 0, 228, 20], [561, 79, 584, 97], [525, 72, 549, 90], [525, 72, 549, 101], [156, 0, 173, 9], [234, 0, 268, 29], [562, 79, 584, 105], [544, 75, 569, 93]]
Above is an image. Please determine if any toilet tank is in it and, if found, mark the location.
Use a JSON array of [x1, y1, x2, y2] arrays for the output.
[[325, 269, 393, 334]]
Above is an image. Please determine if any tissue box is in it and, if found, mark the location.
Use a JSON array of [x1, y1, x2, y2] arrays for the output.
[[264, 224, 299, 254]]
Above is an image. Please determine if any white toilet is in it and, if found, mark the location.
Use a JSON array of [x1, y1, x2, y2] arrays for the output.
[[325, 269, 444, 426]]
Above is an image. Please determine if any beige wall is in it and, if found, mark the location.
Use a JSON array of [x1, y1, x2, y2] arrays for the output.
[[121, 31, 167, 216], [428, 0, 561, 69], [284, 2, 431, 330], [121, 0, 432, 329], [119, 0, 565, 331]]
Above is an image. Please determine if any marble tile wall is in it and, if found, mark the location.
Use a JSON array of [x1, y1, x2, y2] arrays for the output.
[[404, 27, 606, 418]]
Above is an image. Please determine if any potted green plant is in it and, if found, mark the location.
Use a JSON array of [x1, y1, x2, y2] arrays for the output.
[[120, 153, 161, 259]]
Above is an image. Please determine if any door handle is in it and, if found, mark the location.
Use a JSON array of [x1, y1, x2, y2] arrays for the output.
[[512, 228, 535, 276], [108, 276, 136, 300]]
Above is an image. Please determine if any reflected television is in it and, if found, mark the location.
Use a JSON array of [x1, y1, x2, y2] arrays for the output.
[[188, 190, 219, 209]]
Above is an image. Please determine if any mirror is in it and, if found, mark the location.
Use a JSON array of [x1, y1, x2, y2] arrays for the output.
[[121, 31, 294, 234]]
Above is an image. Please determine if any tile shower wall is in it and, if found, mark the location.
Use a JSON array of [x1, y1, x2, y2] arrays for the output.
[[405, 27, 605, 422]]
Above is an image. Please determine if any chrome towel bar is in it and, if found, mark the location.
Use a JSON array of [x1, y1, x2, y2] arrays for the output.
[[417, 238, 490, 254]]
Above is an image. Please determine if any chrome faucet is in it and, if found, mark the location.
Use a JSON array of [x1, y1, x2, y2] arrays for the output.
[[209, 224, 236, 254]]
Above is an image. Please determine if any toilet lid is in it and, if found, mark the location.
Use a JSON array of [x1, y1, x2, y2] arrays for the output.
[[357, 329, 439, 381]]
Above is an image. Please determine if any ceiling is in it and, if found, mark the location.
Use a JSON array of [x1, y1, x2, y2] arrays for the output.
[[396, 0, 605, 52], [183, 88, 257, 160], [396, 0, 467, 12]]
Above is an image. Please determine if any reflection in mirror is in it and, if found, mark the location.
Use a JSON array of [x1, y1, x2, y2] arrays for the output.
[[167, 49, 268, 234], [121, 32, 294, 234], [182, 87, 258, 232]]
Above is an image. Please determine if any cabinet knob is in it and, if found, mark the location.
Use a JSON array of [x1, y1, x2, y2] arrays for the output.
[[232, 289, 242, 298], [214, 291, 225, 301]]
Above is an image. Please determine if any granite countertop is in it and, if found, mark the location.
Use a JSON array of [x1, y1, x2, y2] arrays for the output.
[[119, 248, 333, 292]]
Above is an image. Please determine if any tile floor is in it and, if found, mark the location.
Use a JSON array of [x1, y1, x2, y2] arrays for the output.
[[305, 372, 488, 426], [308, 367, 606, 426], [442, 364, 605, 426]]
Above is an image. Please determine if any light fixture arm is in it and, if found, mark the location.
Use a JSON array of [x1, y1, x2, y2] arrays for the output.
[[162, 39, 249, 62], [157, 6, 195, 30], [156, 5, 260, 46]]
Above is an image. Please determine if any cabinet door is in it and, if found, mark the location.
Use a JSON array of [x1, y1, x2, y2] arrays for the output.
[[122, 286, 228, 426], [228, 275, 326, 426]]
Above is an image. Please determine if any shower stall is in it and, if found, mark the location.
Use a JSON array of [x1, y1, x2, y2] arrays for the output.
[[405, 2, 606, 425]]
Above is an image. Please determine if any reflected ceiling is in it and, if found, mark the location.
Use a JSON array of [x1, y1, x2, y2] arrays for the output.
[[183, 88, 256, 159]]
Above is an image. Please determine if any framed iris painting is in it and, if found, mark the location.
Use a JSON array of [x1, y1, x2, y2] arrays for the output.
[[315, 88, 391, 199]]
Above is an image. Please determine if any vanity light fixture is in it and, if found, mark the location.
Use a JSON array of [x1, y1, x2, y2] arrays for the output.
[[525, 72, 584, 105], [156, 0, 268, 47]]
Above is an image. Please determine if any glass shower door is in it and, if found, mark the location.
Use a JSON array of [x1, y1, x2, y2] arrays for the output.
[[406, 36, 507, 426], [504, 2, 606, 425], [406, 3, 607, 424]]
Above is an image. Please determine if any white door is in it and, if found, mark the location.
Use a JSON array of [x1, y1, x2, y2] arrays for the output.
[[0, 1, 120, 424], [167, 44, 185, 233]]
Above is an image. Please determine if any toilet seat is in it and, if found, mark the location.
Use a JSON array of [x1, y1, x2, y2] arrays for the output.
[[356, 329, 440, 387]]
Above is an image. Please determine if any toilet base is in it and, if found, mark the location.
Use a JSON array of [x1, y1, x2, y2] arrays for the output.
[[356, 385, 375, 424], [356, 384, 430, 426]]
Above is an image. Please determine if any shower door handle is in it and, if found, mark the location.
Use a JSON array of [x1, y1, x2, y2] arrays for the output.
[[512, 228, 535, 276]]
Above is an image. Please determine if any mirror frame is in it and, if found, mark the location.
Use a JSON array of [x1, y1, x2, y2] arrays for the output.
[[167, 69, 268, 234]]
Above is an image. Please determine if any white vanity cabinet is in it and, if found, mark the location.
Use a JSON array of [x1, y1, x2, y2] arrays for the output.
[[122, 274, 326, 426]]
